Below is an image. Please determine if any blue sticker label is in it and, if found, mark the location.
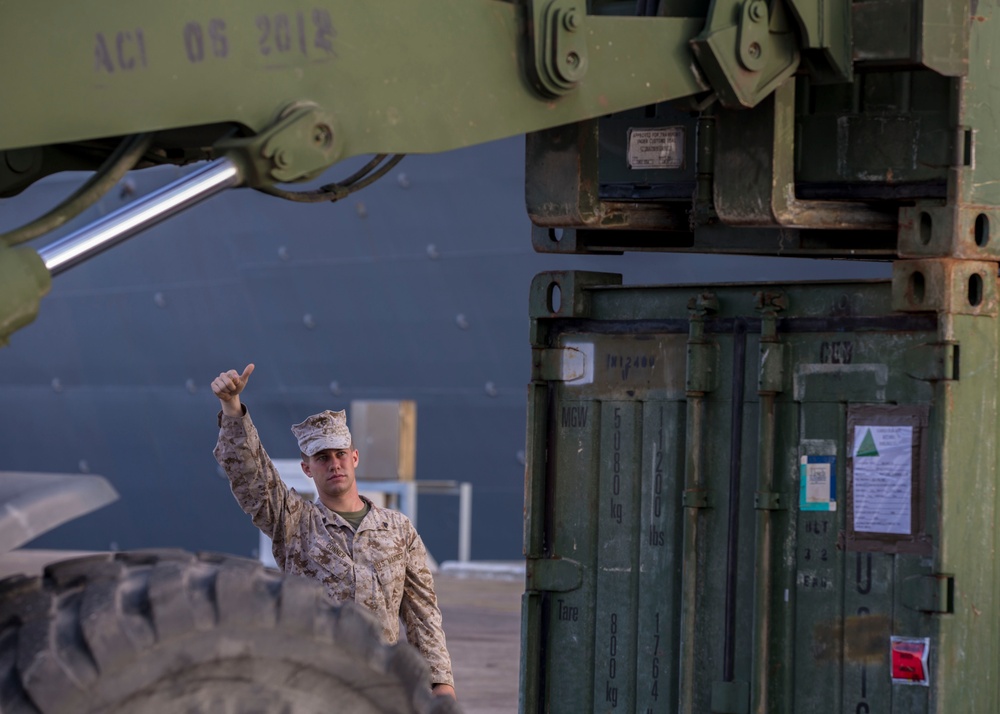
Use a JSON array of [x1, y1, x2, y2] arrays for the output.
[[800, 455, 836, 511]]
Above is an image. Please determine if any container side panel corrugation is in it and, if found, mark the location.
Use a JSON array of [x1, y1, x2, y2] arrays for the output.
[[842, 553, 897, 710], [593, 401, 640, 712], [634, 400, 684, 713], [733, 342, 762, 687], [546, 397, 600, 712], [791, 401, 843, 713]]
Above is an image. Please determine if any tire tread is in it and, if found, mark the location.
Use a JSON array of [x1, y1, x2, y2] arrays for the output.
[[0, 551, 450, 714]]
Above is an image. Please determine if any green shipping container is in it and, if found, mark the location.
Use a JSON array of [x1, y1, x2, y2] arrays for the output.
[[520, 268, 1000, 714]]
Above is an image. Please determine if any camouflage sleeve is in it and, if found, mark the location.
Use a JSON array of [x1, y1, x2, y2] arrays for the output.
[[213, 405, 300, 565], [399, 521, 455, 688]]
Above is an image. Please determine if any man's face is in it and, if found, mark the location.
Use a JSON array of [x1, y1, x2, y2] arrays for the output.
[[302, 447, 359, 502]]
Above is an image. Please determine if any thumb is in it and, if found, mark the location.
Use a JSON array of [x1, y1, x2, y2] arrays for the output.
[[241, 363, 255, 384]]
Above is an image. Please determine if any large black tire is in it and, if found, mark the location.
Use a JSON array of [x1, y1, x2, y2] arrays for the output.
[[0, 550, 461, 714]]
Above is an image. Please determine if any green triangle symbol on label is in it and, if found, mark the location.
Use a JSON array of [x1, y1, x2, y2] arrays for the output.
[[856, 429, 879, 457]]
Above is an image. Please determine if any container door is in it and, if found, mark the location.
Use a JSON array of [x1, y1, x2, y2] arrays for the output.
[[519, 271, 962, 714]]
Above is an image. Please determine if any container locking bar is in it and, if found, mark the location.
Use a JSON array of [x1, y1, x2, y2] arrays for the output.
[[751, 291, 787, 713], [679, 291, 719, 711]]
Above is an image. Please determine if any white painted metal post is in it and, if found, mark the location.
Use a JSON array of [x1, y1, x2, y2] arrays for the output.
[[458, 482, 473, 562]]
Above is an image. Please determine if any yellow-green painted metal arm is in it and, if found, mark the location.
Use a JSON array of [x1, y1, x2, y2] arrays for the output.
[[0, 1, 706, 167], [0, 0, 841, 346], [0, 0, 714, 347]]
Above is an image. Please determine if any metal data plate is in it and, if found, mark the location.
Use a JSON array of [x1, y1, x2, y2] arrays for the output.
[[626, 126, 685, 170]]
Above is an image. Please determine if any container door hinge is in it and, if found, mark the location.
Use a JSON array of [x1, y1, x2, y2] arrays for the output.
[[532, 346, 589, 382], [902, 574, 954, 613], [526, 557, 582, 593], [710, 680, 749, 714], [903, 342, 959, 382]]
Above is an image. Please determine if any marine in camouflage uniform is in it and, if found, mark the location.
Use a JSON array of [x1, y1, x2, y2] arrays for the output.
[[211, 363, 456, 696]]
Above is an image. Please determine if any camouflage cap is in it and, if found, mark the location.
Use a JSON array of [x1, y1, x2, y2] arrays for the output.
[[291, 409, 352, 457]]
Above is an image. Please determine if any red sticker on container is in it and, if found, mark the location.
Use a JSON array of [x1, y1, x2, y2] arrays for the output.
[[891, 636, 930, 686]]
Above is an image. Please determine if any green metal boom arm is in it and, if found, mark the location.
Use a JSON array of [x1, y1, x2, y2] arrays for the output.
[[0, 0, 848, 344], [1, 0, 711, 182]]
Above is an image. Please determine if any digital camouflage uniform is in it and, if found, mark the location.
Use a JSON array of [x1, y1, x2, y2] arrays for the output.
[[213, 406, 454, 688]]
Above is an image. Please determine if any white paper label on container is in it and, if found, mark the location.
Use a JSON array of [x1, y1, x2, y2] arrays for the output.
[[852, 425, 913, 534]]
